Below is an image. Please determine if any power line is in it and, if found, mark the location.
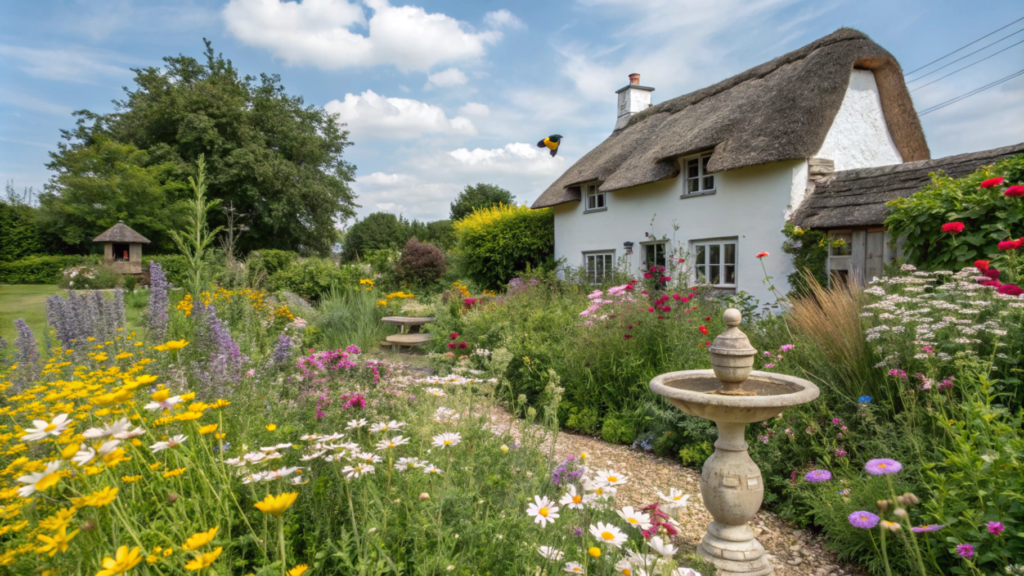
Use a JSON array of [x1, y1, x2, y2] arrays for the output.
[[903, 15, 1024, 76], [918, 67, 1024, 116], [911, 38, 1024, 92], [906, 27, 1024, 83]]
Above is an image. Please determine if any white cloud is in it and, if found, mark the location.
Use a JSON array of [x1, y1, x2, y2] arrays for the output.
[[0, 88, 73, 116], [444, 142, 566, 176], [353, 171, 461, 221], [458, 102, 490, 116], [484, 9, 524, 30], [222, 0, 503, 72], [0, 45, 132, 84], [325, 90, 476, 139], [425, 67, 468, 89]]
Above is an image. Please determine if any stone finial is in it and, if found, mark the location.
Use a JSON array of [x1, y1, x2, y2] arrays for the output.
[[708, 308, 756, 386]]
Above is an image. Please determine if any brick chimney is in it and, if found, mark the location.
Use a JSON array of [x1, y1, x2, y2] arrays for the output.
[[615, 73, 654, 130]]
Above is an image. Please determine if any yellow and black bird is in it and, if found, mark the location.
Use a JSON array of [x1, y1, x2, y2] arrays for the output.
[[537, 134, 563, 157]]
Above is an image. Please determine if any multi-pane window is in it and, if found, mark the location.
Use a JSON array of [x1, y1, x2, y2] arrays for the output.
[[644, 243, 666, 269], [584, 183, 606, 212], [684, 152, 715, 195], [830, 232, 853, 256], [693, 240, 737, 288], [585, 252, 614, 284]]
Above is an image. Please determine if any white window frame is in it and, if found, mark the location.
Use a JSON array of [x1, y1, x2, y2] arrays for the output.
[[584, 251, 615, 285], [642, 242, 667, 270], [583, 183, 606, 213], [681, 152, 716, 197], [692, 239, 737, 289]]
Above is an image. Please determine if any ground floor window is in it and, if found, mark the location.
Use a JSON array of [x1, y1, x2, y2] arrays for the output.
[[644, 243, 666, 270], [584, 252, 614, 284], [693, 239, 737, 288]]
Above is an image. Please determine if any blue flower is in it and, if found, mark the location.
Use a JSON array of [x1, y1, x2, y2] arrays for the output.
[[858, 396, 872, 404]]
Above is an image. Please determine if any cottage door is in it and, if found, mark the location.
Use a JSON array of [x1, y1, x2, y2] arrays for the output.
[[865, 231, 885, 282]]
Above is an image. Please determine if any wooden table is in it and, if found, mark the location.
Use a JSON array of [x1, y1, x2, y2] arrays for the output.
[[381, 316, 436, 352]]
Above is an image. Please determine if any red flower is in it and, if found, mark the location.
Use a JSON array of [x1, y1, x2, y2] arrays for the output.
[[677, 258, 685, 263], [449, 332, 459, 340], [941, 222, 965, 234], [625, 284, 634, 291], [705, 341, 712, 347], [661, 305, 672, 312], [997, 238, 1024, 251], [704, 316, 711, 321], [623, 334, 633, 340], [1005, 185, 1024, 197], [981, 280, 1002, 287], [756, 251, 769, 259], [672, 294, 682, 301], [974, 260, 990, 271], [457, 341, 468, 349], [698, 326, 709, 335], [447, 342, 456, 349], [647, 307, 654, 312], [980, 177, 1005, 188], [984, 269, 1001, 280], [998, 284, 1024, 296]]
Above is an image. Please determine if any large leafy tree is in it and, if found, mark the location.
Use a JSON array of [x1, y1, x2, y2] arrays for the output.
[[42, 40, 356, 255], [449, 183, 515, 221], [342, 212, 410, 260]]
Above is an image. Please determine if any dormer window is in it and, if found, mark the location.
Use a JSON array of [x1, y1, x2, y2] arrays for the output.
[[583, 183, 606, 213], [682, 152, 715, 196]]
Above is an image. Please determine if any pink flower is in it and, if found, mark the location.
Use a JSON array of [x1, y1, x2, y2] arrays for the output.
[[756, 251, 769, 259], [980, 177, 1004, 188], [998, 238, 1023, 251], [1005, 185, 1024, 197], [457, 341, 468, 349], [987, 521, 1005, 535], [779, 344, 794, 352], [997, 284, 1023, 296], [449, 332, 459, 340], [447, 342, 455, 349]]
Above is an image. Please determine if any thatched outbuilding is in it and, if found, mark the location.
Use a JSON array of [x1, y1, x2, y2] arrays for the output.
[[93, 221, 151, 275]]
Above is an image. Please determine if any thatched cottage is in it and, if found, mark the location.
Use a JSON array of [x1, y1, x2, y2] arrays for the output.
[[532, 28, 933, 302]]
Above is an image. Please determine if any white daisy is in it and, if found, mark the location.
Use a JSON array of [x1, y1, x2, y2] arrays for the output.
[[433, 407, 460, 424], [263, 451, 284, 460], [625, 550, 661, 569], [537, 546, 564, 561], [223, 457, 246, 467], [559, 484, 587, 510], [16, 461, 62, 497], [260, 443, 293, 452], [265, 466, 302, 480], [242, 451, 268, 464], [369, 420, 405, 434], [343, 463, 375, 479], [241, 472, 267, 484], [563, 561, 585, 573], [301, 451, 326, 461], [82, 417, 131, 439], [614, 558, 635, 575], [423, 464, 443, 475], [596, 469, 628, 486], [395, 457, 424, 471], [71, 447, 96, 466], [589, 522, 628, 548], [657, 488, 690, 511], [617, 506, 652, 530], [149, 434, 187, 453], [321, 432, 346, 441], [143, 396, 182, 411], [431, 432, 461, 448], [647, 536, 678, 558], [424, 387, 446, 397], [300, 433, 322, 441], [672, 568, 701, 576], [526, 495, 559, 528], [355, 452, 383, 464], [583, 478, 616, 500], [21, 414, 71, 442], [113, 425, 146, 440], [375, 435, 411, 451], [290, 475, 308, 485], [97, 439, 121, 456], [346, 418, 368, 430]]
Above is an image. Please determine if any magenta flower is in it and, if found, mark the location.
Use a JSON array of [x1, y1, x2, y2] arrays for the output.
[[956, 544, 974, 558], [911, 525, 945, 533], [805, 469, 831, 482], [865, 458, 902, 475], [848, 511, 879, 529], [779, 344, 795, 352], [987, 521, 1005, 535]]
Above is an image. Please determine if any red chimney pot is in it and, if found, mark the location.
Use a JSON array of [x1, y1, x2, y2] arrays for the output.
[[629, 73, 640, 85]]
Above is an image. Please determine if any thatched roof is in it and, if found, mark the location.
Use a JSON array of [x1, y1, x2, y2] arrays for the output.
[[791, 142, 1024, 229], [532, 28, 929, 209], [93, 221, 151, 244]]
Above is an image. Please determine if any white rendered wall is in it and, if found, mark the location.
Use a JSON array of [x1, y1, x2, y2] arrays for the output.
[[553, 160, 808, 306], [815, 70, 903, 171]]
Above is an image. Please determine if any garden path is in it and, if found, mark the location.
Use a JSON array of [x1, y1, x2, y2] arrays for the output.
[[485, 405, 861, 576]]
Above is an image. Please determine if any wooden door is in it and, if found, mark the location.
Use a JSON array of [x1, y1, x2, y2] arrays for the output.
[[865, 231, 884, 282]]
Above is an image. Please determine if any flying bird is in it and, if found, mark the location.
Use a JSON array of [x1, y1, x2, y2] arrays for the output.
[[537, 134, 563, 157]]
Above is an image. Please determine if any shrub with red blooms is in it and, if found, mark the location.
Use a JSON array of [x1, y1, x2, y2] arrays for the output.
[[395, 237, 447, 285], [980, 177, 1005, 188], [941, 222, 965, 234], [984, 269, 1001, 280], [998, 239, 1024, 251], [1006, 185, 1024, 197], [998, 284, 1024, 296], [975, 260, 990, 271]]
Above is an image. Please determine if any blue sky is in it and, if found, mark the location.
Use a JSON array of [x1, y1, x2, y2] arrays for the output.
[[2, 0, 1022, 224]]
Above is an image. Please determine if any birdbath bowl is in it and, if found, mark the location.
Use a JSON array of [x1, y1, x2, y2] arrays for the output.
[[649, 309, 819, 576]]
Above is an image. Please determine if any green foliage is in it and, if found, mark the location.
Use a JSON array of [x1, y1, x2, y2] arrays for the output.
[[267, 258, 357, 301], [56, 264, 122, 290], [450, 183, 515, 221], [1, 183, 73, 261], [782, 222, 829, 297], [47, 40, 356, 256], [342, 212, 409, 261], [600, 412, 636, 444], [453, 204, 554, 289], [678, 441, 713, 467], [0, 255, 99, 284], [144, 255, 189, 288], [885, 153, 1024, 270], [309, 288, 391, 353], [565, 405, 600, 435], [248, 249, 298, 276], [170, 156, 223, 296], [395, 238, 447, 287]]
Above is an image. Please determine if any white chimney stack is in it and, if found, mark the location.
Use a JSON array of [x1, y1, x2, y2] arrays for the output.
[[615, 73, 654, 130]]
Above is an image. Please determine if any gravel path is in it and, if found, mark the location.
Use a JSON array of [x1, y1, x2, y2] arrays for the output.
[[486, 405, 860, 576]]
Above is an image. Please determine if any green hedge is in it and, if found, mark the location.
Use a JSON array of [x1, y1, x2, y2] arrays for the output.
[[267, 258, 359, 301], [0, 255, 100, 284], [143, 255, 189, 288]]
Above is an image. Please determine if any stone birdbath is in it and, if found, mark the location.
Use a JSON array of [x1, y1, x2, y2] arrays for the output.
[[649, 309, 819, 576]]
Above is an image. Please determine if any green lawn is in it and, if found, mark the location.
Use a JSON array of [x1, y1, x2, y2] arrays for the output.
[[0, 284, 61, 350]]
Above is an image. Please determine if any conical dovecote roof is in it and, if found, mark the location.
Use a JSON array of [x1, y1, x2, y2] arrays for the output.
[[92, 220, 151, 244]]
